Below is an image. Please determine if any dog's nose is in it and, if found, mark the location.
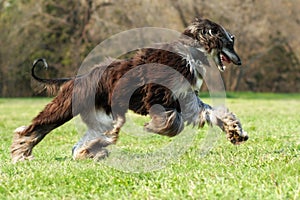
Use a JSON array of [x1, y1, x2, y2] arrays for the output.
[[243, 135, 249, 141], [237, 60, 242, 65]]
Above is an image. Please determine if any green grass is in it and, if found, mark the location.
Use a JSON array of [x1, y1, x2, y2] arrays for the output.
[[0, 94, 300, 199]]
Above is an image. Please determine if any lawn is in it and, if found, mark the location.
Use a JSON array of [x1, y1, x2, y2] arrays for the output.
[[0, 93, 299, 199]]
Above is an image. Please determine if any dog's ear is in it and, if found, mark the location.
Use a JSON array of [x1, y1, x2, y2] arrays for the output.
[[201, 28, 217, 38], [193, 16, 203, 22]]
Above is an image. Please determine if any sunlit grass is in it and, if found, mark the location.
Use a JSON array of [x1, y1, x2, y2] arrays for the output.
[[0, 94, 299, 199]]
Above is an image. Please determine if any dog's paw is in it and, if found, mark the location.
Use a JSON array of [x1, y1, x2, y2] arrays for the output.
[[11, 127, 35, 164], [12, 154, 34, 164], [73, 138, 111, 160], [221, 112, 248, 145], [94, 149, 109, 161], [143, 122, 155, 133]]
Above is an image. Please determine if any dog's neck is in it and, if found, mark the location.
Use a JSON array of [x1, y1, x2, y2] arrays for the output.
[[174, 42, 209, 91]]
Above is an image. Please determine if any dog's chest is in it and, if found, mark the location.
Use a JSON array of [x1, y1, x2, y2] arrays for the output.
[[180, 46, 208, 91]]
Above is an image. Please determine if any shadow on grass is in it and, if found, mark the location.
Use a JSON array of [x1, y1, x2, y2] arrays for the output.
[[55, 157, 69, 161]]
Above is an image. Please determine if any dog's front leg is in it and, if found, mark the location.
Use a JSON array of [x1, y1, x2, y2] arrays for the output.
[[197, 99, 248, 144], [144, 106, 184, 137]]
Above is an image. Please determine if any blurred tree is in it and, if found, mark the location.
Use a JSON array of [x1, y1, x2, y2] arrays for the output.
[[0, 0, 96, 96], [0, 0, 44, 96], [0, 0, 299, 96]]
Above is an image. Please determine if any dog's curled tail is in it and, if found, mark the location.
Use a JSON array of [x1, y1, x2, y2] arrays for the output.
[[32, 58, 72, 95]]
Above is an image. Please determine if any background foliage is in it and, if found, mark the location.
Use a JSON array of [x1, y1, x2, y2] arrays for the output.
[[0, 0, 300, 96]]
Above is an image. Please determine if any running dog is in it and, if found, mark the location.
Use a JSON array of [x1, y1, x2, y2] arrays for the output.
[[11, 17, 248, 163]]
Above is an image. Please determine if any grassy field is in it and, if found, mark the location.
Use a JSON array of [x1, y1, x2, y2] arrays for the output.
[[0, 93, 299, 199]]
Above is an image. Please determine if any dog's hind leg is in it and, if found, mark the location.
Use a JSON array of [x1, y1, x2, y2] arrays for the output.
[[11, 82, 74, 163], [72, 109, 125, 161]]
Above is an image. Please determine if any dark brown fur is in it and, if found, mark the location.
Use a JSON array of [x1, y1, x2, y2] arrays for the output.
[[11, 17, 248, 163]]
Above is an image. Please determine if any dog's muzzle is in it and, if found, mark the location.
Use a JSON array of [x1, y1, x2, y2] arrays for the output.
[[214, 47, 242, 72], [222, 47, 241, 65]]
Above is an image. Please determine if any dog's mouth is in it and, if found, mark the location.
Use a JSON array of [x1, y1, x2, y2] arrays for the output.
[[221, 52, 231, 64], [218, 52, 231, 71], [214, 48, 242, 72]]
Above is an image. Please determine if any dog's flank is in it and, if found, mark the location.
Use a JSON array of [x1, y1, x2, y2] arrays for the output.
[[11, 17, 248, 163]]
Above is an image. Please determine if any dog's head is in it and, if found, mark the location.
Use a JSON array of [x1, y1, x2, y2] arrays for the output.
[[183, 17, 242, 71]]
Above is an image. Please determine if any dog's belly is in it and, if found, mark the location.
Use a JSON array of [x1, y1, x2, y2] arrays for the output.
[[128, 84, 180, 116], [128, 87, 148, 115]]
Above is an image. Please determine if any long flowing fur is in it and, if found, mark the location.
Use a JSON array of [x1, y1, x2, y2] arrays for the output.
[[11, 17, 248, 163]]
